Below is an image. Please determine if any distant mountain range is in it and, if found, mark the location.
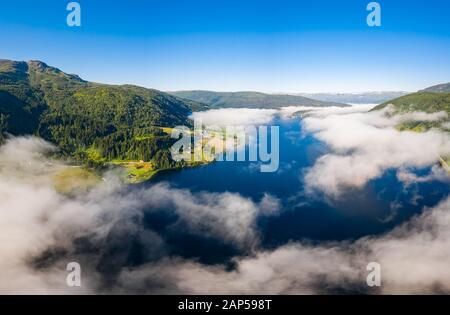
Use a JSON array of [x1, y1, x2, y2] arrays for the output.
[[421, 83, 450, 93], [170, 90, 348, 109], [295, 92, 410, 104]]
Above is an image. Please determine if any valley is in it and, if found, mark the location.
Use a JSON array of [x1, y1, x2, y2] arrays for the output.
[[1, 59, 450, 187]]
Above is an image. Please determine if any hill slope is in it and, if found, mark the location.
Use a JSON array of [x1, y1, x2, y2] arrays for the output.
[[0, 59, 206, 180], [421, 82, 450, 93], [372, 90, 450, 133], [372, 80, 450, 116], [373, 92, 450, 114], [170, 90, 348, 109], [296, 91, 409, 104]]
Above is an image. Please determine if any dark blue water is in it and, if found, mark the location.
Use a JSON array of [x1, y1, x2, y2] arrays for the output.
[[145, 117, 449, 259]]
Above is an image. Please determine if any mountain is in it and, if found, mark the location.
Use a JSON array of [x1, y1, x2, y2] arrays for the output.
[[421, 82, 450, 93], [0, 59, 207, 180], [371, 82, 450, 115], [373, 92, 450, 115], [296, 92, 410, 105], [371, 84, 450, 133], [373, 84, 450, 168], [170, 90, 348, 109]]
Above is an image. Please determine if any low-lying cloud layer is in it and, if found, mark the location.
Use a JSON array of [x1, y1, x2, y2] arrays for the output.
[[122, 195, 450, 295], [0, 137, 283, 293], [189, 105, 449, 199], [301, 106, 450, 198], [0, 135, 449, 294], [190, 108, 278, 126]]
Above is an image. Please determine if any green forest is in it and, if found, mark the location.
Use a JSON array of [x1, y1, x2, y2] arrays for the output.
[[0, 59, 207, 181], [372, 91, 450, 132]]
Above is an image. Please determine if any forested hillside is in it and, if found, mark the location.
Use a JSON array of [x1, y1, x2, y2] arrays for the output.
[[373, 92, 450, 114], [170, 90, 348, 109], [421, 82, 450, 93], [372, 90, 450, 132], [0, 59, 206, 181]]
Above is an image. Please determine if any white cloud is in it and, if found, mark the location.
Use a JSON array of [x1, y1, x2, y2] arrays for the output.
[[118, 196, 450, 294], [0, 137, 280, 293], [396, 110, 448, 122], [189, 104, 376, 128], [280, 104, 376, 118], [302, 107, 450, 198], [1, 136, 449, 295], [141, 184, 275, 249], [397, 166, 450, 187], [190, 108, 277, 126]]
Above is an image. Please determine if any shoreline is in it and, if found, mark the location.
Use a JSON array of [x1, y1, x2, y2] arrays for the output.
[[438, 155, 450, 173]]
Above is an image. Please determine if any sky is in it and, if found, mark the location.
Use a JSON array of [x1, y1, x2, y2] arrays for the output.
[[0, 0, 449, 93]]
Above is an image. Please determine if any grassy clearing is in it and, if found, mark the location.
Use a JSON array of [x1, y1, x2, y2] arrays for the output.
[[134, 135, 157, 141], [75, 126, 219, 185], [395, 122, 428, 133], [110, 160, 158, 183], [160, 127, 174, 134], [134, 127, 175, 141], [53, 167, 101, 194], [438, 156, 450, 173]]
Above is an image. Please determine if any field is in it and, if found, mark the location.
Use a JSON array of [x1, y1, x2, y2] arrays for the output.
[[52, 167, 101, 194], [110, 160, 158, 183]]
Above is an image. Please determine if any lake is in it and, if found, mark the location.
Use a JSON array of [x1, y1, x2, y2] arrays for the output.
[[143, 115, 449, 263]]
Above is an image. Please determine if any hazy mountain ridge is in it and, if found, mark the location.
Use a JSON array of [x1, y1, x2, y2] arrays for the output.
[[295, 91, 410, 104], [170, 90, 348, 109], [421, 82, 450, 93]]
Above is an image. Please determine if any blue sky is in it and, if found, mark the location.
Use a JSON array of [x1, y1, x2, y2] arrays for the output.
[[0, 0, 449, 92]]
